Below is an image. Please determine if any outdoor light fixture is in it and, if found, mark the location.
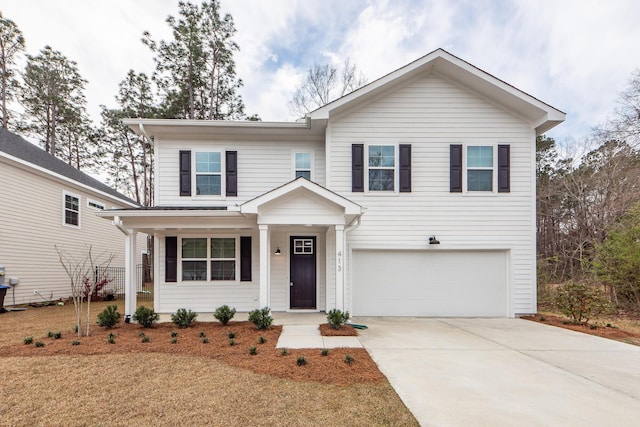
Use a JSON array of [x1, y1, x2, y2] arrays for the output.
[[275, 247, 281, 255], [428, 236, 440, 245]]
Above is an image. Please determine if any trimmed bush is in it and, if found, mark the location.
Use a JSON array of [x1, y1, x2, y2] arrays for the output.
[[23, 336, 33, 345], [171, 308, 198, 328], [97, 305, 121, 328], [553, 281, 611, 325], [248, 307, 273, 330], [133, 306, 159, 328], [214, 305, 236, 325], [327, 309, 350, 329]]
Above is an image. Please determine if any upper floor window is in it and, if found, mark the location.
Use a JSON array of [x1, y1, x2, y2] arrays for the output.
[[368, 145, 395, 191], [294, 152, 312, 180], [63, 192, 80, 227], [195, 152, 222, 195], [467, 146, 493, 191], [87, 199, 105, 210]]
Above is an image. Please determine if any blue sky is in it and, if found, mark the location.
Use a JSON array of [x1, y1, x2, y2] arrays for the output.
[[4, 0, 640, 145]]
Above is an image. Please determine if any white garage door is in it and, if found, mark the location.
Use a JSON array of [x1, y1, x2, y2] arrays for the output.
[[352, 250, 507, 316]]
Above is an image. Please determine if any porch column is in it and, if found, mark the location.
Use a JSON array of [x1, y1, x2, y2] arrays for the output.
[[259, 224, 270, 308], [335, 224, 345, 311], [124, 231, 138, 320]]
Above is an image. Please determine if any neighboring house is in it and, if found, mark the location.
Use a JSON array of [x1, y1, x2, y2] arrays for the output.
[[0, 128, 146, 306], [100, 49, 564, 318]]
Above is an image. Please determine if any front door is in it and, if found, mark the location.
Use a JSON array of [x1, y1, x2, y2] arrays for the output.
[[290, 236, 316, 309]]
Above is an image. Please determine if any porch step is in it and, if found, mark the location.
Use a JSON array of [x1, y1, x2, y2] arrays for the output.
[[276, 324, 362, 349]]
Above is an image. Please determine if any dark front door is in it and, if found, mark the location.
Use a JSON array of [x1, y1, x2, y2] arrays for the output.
[[290, 236, 316, 309]]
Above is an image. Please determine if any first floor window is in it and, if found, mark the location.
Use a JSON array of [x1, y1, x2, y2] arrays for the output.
[[64, 193, 80, 226], [467, 146, 493, 191], [368, 145, 395, 191], [181, 237, 237, 281], [195, 152, 221, 195]]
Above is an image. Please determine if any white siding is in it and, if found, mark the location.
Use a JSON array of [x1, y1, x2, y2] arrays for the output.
[[0, 160, 146, 305], [331, 74, 536, 316]]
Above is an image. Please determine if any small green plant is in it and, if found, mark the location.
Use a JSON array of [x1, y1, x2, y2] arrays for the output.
[[249, 346, 257, 355], [198, 331, 207, 338], [539, 316, 547, 322], [141, 335, 150, 343], [171, 331, 178, 337], [170, 338, 178, 344], [553, 281, 611, 325], [171, 308, 198, 328], [280, 348, 288, 356], [606, 323, 618, 329], [344, 354, 354, 365], [73, 325, 79, 333], [133, 305, 159, 328], [201, 337, 209, 344], [23, 336, 33, 345], [47, 331, 62, 339], [296, 356, 307, 366], [321, 348, 329, 356], [327, 309, 350, 329], [248, 307, 273, 330], [227, 331, 236, 339], [138, 331, 146, 338], [214, 304, 236, 325], [258, 336, 267, 344], [34, 341, 45, 348], [71, 340, 80, 346], [107, 333, 116, 344], [589, 324, 598, 330], [229, 339, 236, 346], [97, 305, 121, 328]]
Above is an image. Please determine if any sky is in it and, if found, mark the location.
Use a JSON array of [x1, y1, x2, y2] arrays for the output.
[[3, 0, 640, 144]]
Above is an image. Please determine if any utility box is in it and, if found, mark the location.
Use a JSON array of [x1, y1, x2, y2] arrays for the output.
[[0, 266, 5, 286], [0, 267, 8, 312]]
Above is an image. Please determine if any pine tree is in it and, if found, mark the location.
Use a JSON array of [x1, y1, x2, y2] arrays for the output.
[[0, 11, 25, 129]]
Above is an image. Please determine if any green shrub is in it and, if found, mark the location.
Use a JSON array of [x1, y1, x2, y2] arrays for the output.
[[47, 331, 62, 339], [553, 281, 611, 325], [214, 305, 236, 325], [227, 331, 236, 339], [107, 333, 116, 344], [71, 340, 80, 346], [133, 306, 159, 328], [198, 331, 207, 338], [34, 341, 45, 348], [296, 356, 307, 366], [321, 348, 329, 356], [258, 336, 267, 344], [171, 331, 178, 338], [248, 307, 273, 330], [344, 354, 354, 365], [280, 348, 288, 356], [23, 336, 33, 345], [201, 337, 209, 344], [327, 309, 350, 329], [97, 305, 121, 328], [171, 308, 198, 328], [248, 346, 257, 355], [171, 338, 178, 344], [141, 335, 150, 343], [229, 339, 236, 346]]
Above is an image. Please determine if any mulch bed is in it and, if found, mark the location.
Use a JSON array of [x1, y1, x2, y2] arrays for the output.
[[0, 321, 382, 386], [319, 323, 358, 336], [522, 314, 640, 345]]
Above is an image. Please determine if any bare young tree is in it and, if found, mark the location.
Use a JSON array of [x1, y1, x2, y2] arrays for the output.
[[289, 58, 367, 118], [56, 245, 115, 337]]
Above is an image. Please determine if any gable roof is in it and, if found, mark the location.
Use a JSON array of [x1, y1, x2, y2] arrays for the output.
[[308, 48, 565, 135], [0, 128, 138, 206]]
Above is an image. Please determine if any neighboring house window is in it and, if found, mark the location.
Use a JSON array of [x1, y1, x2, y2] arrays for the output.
[[195, 152, 222, 195], [467, 146, 493, 191], [87, 199, 105, 210], [368, 145, 395, 191], [180, 237, 238, 281], [63, 192, 80, 227], [294, 152, 312, 180]]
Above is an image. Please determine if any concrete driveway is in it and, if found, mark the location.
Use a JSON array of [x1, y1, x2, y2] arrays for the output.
[[355, 317, 640, 427]]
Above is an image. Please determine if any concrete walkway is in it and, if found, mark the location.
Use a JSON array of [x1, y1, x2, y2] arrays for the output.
[[355, 317, 640, 427], [275, 324, 362, 349]]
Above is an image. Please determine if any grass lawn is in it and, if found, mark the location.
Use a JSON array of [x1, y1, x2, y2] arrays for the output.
[[0, 301, 418, 426]]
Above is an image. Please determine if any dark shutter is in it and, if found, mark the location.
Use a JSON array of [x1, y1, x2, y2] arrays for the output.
[[352, 144, 364, 192], [450, 144, 463, 192], [166, 236, 177, 283], [399, 144, 412, 192], [226, 151, 237, 197], [179, 150, 191, 196], [498, 144, 510, 193], [240, 236, 252, 282]]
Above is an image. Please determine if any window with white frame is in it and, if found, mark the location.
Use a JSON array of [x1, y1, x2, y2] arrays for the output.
[[293, 238, 313, 254], [63, 192, 80, 226], [466, 146, 494, 191], [195, 152, 222, 195], [87, 199, 105, 210], [368, 145, 395, 191], [181, 237, 237, 281], [294, 152, 311, 180]]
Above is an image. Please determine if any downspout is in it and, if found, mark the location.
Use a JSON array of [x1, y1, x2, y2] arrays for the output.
[[113, 216, 134, 322], [113, 216, 130, 237]]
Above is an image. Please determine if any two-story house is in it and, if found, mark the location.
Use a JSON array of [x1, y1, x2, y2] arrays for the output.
[[100, 49, 564, 319]]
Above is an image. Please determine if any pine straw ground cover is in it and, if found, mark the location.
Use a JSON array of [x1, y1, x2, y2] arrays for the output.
[[0, 301, 418, 426]]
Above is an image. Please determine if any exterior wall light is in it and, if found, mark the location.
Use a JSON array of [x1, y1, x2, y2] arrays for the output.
[[428, 236, 440, 245], [275, 247, 282, 255]]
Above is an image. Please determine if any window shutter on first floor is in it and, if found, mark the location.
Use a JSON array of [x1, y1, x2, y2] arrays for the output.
[[240, 236, 252, 281], [497, 144, 510, 193], [352, 144, 364, 192], [399, 144, 411, 192], [450, 144, 463, 192], [166, 236, 178, 282], [179, 150, 191, 196], [226, 151, 238, 196]]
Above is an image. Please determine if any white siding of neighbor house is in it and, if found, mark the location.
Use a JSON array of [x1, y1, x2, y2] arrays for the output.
[[0, 159, 146, 305], [328, 73, 537, 315], [155, 137, 325, 207]]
